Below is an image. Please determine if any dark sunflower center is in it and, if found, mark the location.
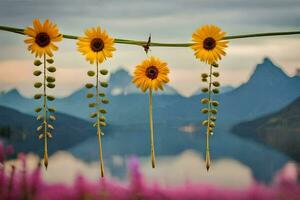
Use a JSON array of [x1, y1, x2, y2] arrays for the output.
[[91, 38, 104, 52], [203, 37, 216, 50], [146, 66, 158, 80], [35, 32, 50, 47]]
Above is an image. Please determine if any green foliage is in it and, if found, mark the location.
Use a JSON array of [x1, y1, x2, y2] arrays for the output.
[[34, 60, 42, 66], [47, 66, 56, 73], [34, 94, 42, 100], [99, 109, 107, 114], [46, 76, 55, 83], [47, 95, 55, 101], [212, 88, 219, 94], [47, 83, 55, 88], [35, 107, 42, 113], [201, 87, 208, 93], [100, 82, 108, 88], [33, 70, 42, 76], [85, 83, 94, 89], [101, 99, 109, 104], [89, 102, 97, 108], [90, 112, 97, 118], [48, 107, 56, 113], [87, 70, 95, 77], [86, 93, 94, 98], [34, 82, 43, 88], [100, 69, 108, 75], [46, 58, 54, 64]]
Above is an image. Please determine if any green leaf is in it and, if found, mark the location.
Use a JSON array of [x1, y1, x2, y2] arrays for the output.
[[37, 125, 43, 131], [212, 101, 219, 107], [47, 124, 54, 130], [201, 78, 207, 82], [99, 109, 107, 114], [212, 72, 219, 77], [46, 76, 55, 83], [212, 88, 219, 94], [49, 115, 56, 121], [47, 66, 56, 73], [201, 108, 209, 114], [201, 73, 208, 78], [47, 132, 53, 139], [87, 70, 95, 77], [209, 122, 216, 128], [201, 98, 209, 104], [46, 59, 54, 64], [36, 115, 43, 121], [86, 93, 94, 98], [34, 82, 43, 88], [48, 108, 56, 113], [35, 107, 42, 113], [201, 88, 208, 93], [212, 81, 220, 87], [99, 93, 106, 97], [85, 83, 94, 89], [33, 70, 42, 76], [90, 112, 97, 118], [211, 109, 218, 114], [47, 83, 55, 89], [88, 102, 97, 108], [101, 98, 109, 104], [99, 116, 106, 122], [47, 95, 55, 101], [38, 134, 44, 140], [202, 120, 208, 126], [212, 63, 219, 68], [34, 94, 42, 100], [100, 82, 108, 88], [210, 116, 217, 121], [100, 122, 106, 127], [100, 69, 108, 75], [34, 60, 42, 66]]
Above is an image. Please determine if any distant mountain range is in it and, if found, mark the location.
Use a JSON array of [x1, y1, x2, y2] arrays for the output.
[[0, 57, 299, 182], [0, 105, 95, 156], [232, 97, 300, 162]]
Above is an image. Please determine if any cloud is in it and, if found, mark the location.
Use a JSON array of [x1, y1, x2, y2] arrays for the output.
[[139, 150, 253, 187], [0, 0, 300, 97], [5, 150, 253, 187]]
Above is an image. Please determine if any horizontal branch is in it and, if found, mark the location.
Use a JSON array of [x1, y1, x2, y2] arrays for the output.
[[1, 25, 300, 47]]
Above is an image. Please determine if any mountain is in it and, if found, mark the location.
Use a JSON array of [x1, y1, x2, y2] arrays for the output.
[[0, 105, 95, 156], [232, 97, 300, 162], [193, 85, 235, 95], [0, 89, 34, 114], [0, 57, 299, 181], [108, 69, 178, 96]]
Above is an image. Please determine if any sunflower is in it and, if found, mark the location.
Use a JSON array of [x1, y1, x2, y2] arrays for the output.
[[24, 19, 62, 58], [77, 27, 115, 64], [132, 56, 170, 92], [191, 25, 228, 64]]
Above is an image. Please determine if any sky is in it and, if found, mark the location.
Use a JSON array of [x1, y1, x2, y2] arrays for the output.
[[0, 0, 300, 97]]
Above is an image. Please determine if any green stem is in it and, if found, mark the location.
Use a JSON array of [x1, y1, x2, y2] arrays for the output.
[[43, 53, 48, 169], [96, 61, 105, 178], [205, 64, 213, 171], [149, 88, 155, 168], [0, 25, 300, 47]]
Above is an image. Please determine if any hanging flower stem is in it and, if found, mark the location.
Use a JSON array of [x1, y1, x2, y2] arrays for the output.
[[43, 53, 48, 169], [149, 88, 156, 168], [205, 64, 213, 171], [200, 63, 220, 171], [96, 61, 105, 177]]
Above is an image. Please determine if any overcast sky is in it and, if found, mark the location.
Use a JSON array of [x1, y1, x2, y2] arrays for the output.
[[0, 0, 300, 97]]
